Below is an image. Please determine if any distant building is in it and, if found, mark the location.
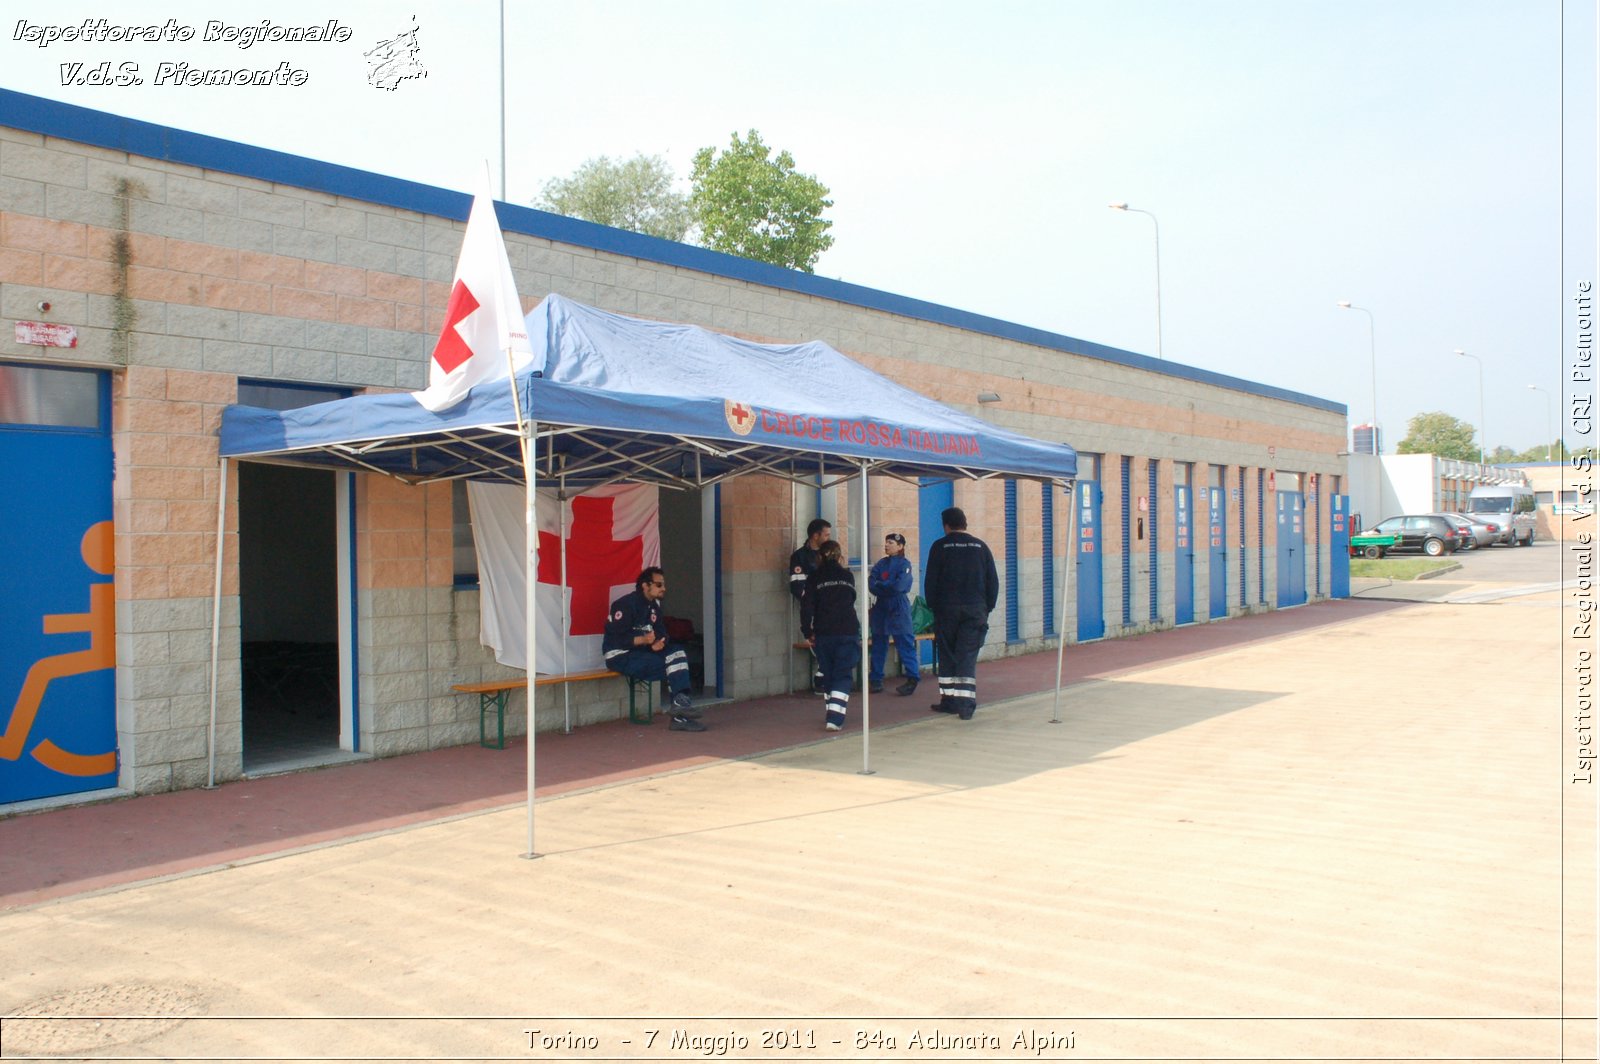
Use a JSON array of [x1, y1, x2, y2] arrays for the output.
[[1346, 453, 1529, 529], [1352, 423, 1381, 456]]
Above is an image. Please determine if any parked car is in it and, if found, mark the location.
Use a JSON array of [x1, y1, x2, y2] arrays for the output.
[[1436, 512, 1501, 550], [1355, 515, 1462, 557]]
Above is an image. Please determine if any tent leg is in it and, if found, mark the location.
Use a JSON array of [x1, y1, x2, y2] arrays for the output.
[[522, 416, 541, 859], [559, 477, 571, 735], [206, 456, 229, 789], [858, 460, 873, 776], [1050, 480, 1076, 724]]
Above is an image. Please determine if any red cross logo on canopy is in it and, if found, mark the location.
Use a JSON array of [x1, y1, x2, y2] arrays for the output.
[[725, 399, 757, 436], [536, 496, 645, 636]]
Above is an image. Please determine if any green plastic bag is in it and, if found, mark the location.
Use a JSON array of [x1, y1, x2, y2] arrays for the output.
[[911, 595, 935, 635]]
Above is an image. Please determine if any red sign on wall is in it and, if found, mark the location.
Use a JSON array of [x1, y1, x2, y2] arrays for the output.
[[15, 321, 78, 348]]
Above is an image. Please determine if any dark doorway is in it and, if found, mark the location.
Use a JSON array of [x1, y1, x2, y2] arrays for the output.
[[239, 463, 341, 771]]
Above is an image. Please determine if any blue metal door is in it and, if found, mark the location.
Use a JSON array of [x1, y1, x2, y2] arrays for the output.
[[1208, 487, 1227, 619], [1, 367, 117, 804], [1174, 485, 1194, 625], [917, 478, 953, 666], [1276, 491, 1307, 607], [1076, 482, 1105, 641], [1330, 494, 1351, 598]]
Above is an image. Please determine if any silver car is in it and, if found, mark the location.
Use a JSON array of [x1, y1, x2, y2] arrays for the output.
[[1437, 512, 1500, 550]]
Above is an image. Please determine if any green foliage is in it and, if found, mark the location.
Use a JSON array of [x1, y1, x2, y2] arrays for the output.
[[1500, 439, 1570, 463], [1396, 411, 1479, 461], [537, 154, 692, 242], [689, 130, 835, 272]]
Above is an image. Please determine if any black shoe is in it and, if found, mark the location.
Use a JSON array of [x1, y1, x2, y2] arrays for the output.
[[931, 702, 960, 714], [671, 693, 701, 717], [669, 715, 707, 732], [896, 680, 918, 697], [868, 681, 883, 694], [958, 706, 976, 721]]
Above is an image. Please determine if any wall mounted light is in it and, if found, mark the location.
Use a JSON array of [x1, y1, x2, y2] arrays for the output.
[[977, 391, 1001, 404]]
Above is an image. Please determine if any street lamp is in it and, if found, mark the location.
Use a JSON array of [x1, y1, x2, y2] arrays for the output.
[[1336, 301, 1379, 454], [1108, 201, 1163, 359], [1528, 384, 1553, 460], [1455, 349, 1486, 466]]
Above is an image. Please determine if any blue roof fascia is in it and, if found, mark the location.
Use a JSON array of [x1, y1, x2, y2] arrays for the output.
[[1, 88, 1344, 417]]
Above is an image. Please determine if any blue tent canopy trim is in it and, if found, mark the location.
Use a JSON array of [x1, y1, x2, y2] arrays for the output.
[[219, 294, 1078, 487]]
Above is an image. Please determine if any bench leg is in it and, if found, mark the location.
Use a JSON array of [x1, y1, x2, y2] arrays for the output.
[[627, 676, 653, 724], [479, 691, 507, 749]]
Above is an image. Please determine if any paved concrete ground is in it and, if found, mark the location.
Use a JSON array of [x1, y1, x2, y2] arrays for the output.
[[0, 575, 1591, 1062]]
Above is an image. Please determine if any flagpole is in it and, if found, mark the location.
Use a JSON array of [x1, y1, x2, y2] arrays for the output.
[[506, 348, 540, 859], [518, 371, 544, 857]]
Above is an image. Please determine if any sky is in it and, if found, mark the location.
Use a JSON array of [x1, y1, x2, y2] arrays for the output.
[[4, 1, 1595, 456]]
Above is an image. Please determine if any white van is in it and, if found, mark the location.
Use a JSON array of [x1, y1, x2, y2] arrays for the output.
[[1466, 484, 1537, 545]]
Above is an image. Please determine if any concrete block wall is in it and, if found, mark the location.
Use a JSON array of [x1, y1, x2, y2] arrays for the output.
[[110, 365, 238, 793]]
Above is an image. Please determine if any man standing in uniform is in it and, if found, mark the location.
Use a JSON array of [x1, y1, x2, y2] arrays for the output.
[[603, 566, 705, 732], [922, 507, 999, 721], [788, 518, 831, 693]]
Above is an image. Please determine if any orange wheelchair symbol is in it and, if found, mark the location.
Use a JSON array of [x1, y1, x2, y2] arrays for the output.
[[0, 521, 117, 777]]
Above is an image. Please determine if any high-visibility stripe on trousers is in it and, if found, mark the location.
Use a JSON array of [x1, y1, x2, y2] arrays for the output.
[[932, 604, 988, 714]]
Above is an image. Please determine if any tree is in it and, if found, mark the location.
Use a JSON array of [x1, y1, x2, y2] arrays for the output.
[[537, 154, 692, 242], [689, 130, 834, 272], [1396, 411, 1479, 461]]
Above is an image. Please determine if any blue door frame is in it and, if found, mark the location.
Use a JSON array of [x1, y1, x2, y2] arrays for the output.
[[1076, 481, 1105, 641], [1330, 494, 1351, 598], [1276, 491, 1307, 607], [1, 368, 118, 804], [917, 478, 954, 666], [1174, 484, 1194, 625], [1208, 486, 1227, 620]]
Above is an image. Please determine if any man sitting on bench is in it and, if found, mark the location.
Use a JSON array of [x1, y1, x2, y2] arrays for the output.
[[603, 566, 705, 732]]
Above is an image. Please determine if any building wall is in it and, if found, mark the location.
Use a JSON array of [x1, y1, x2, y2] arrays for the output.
[[1, 95, 1348, 801]]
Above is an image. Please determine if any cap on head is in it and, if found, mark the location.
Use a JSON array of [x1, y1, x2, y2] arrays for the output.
[[885, 532, 906, 546]]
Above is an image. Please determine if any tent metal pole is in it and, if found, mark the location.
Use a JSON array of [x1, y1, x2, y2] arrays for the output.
[[1050, 479, 1077, 724], [858, 459, 873, 776], [522, 416, 540, 858], [559, 477, 571, 734], [206, 456, 228, 789]]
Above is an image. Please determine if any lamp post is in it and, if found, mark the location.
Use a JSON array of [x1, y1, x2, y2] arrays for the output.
[[1336, 301, 1379, 453], [1455, 349, 1486, 465], [1108, 202, 1163, 359], [1528, 384, 1553, 460]]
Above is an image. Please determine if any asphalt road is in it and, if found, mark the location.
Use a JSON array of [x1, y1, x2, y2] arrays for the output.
[[1352, 534, 1568, 602]]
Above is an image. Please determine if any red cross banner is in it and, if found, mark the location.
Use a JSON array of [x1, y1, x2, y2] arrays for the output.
[[414, 176, 533, 413], [466, 481, 660, 672]]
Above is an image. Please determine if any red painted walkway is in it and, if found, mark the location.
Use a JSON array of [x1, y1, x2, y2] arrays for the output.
[[0, 598, 1405, 910]]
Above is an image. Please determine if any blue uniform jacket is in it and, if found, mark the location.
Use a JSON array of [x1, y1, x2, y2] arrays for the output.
[[867, 554, 914, 634], [602, 589, 665, 661]]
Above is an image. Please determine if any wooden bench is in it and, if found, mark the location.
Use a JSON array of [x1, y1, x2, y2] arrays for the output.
[[453, 669, 654, 749]]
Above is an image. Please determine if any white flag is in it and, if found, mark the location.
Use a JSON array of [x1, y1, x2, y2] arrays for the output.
[[414, 177, 533, 412]]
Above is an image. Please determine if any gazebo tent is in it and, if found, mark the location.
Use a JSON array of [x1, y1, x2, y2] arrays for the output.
[[218, 295, 1078, 852]]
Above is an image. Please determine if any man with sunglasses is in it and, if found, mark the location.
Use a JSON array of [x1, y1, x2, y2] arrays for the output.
[[603, 566, 704, 731]]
